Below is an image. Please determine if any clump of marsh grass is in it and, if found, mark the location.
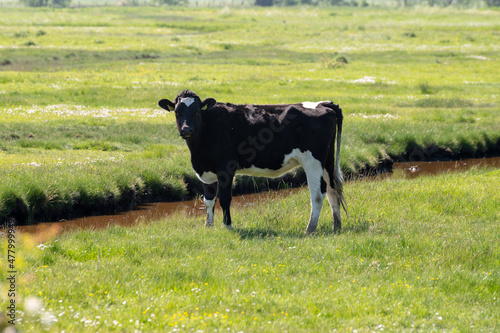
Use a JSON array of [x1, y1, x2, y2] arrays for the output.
[[418, 81, 433, 95], [321, 54, 349, 69]]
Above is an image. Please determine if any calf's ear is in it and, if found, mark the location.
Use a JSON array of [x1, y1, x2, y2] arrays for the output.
[[201, 98, 216, 111], [158, 99, 175, 112]]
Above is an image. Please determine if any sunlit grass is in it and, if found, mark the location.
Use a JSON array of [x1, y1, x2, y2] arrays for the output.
[[5, 168, 499, 331], [0, 6, 499, 222]]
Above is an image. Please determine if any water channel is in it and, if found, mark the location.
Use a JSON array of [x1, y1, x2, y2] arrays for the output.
[[11, 157, 500, 237]]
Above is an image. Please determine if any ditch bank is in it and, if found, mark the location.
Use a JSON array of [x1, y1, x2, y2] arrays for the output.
[[2, 147, 499, 226]]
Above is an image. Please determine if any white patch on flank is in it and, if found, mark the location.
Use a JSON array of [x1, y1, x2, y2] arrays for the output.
[[180, 97, 195, 107], [196, 171, 217, 184], [301, 101, 327, 110]]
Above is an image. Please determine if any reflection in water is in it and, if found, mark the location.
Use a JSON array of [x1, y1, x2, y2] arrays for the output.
[[12, 157, 500, 237], [393, 157, 499, 179]]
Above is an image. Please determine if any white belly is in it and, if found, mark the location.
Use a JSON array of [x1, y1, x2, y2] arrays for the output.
[[195, 149, 309, 182], [236, 152, 301, 178]]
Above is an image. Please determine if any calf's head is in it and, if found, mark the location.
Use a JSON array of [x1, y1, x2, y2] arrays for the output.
[[158, 90, 216, 140]]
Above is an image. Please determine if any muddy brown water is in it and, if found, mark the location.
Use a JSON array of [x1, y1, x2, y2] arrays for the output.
[[10, 157, 500, 238], [391, 157, 500, 179]]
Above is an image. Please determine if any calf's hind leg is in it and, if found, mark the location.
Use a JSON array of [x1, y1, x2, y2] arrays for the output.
[[324, 170, 342, 233], [301, 155, 327, 234]]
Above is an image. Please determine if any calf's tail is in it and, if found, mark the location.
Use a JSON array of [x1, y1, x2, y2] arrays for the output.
[[326, 102, 347, 213], [335, 105, 347, 213]]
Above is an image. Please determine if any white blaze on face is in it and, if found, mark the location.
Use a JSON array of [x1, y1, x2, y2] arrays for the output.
[[180, 97, 195, 107]]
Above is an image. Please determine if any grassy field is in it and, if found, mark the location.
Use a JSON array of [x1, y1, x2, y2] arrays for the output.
[[0, 6, 499, 223], [1, 167, 498, 331], [1, 6, 499, 329]]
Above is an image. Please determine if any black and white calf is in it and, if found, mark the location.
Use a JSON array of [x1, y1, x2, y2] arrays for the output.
[[158, 90, 346, 233]]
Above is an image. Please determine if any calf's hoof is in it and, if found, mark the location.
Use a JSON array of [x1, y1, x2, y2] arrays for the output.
[[333, 217, 341, 233], [305, 227, 317, 235]]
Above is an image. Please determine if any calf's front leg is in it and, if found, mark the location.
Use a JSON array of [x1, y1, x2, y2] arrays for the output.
[[203, 182, 218, 227]]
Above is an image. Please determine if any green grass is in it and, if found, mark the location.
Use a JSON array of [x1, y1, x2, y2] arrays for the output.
[[0, 6, 499, 222], [1, 7, 498, 330], [3, 167, 498, 331]]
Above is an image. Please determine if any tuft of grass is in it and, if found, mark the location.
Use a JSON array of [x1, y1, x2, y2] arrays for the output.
[[418, 81, 433, 94], [24, 184, 48, 219], [320, 54, 348, 69], [13, 31, 29, 38], [0, 189, 28, 222]]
